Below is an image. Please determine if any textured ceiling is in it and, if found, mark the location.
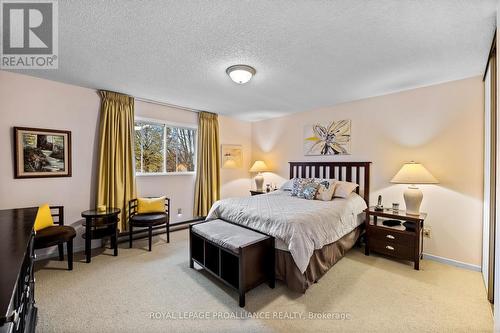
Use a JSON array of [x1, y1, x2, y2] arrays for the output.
[[13, 0, 497, 121]]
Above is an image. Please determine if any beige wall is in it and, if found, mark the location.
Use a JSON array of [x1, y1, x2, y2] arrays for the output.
[[219, 116, 253, 198], [0, 71, 252, 254], [0, 70, 101, 254], [252, 76, 484, 266]]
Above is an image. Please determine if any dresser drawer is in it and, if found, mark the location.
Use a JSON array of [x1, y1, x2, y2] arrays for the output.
[[368, 227, 415, 247], [369, 238, 414, 260]]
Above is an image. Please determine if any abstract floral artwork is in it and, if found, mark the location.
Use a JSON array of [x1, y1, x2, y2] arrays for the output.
[[303, 120, 351, 155]]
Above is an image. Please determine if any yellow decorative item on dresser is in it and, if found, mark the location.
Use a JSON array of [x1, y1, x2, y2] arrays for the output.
[[34, 204, 55, 231], [137, 196, 166, 214]]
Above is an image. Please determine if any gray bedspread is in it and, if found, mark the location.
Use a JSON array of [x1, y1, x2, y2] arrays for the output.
[[206, 190, 367, 273]]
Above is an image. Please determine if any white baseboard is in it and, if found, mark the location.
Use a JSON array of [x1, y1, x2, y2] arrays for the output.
[[423, 253, 481, 272]]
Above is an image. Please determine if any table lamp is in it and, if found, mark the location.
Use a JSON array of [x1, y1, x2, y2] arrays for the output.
[[249, 160, 269, 191], [390, 161, 438, 215]]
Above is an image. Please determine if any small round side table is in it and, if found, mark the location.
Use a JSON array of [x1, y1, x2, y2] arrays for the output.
[[81, 208, 120, 263]]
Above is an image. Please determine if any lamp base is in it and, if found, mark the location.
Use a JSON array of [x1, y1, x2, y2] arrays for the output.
[[404, 186, 423, 215], [255, 173, 264, 191]]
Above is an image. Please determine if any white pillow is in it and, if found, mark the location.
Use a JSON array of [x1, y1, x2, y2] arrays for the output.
[[334, 181, 359, 198], [315, 179, 337, 201], [280, 178, 295, 191]]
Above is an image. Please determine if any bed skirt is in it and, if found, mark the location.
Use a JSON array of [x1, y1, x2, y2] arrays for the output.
[[275, 226, 362, 293]]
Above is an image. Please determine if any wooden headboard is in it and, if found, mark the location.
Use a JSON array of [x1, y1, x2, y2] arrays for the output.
[[289, 161, 372, 205]]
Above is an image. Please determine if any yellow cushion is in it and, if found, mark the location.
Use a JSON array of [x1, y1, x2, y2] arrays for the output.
[[137, 197, 165, 214], [34, 204, 54, 231]]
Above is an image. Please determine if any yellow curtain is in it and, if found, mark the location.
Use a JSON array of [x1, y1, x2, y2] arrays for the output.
[[194, 112, 220, 216], [97, 91, 137, 231]]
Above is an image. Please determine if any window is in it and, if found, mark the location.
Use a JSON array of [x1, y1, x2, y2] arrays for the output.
[[135, 119, 196, 174]]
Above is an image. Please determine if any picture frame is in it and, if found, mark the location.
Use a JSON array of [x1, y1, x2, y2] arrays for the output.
[[303, 120, 351, 156], [221, 144, 242, 169], [14, 127, 72, 179]]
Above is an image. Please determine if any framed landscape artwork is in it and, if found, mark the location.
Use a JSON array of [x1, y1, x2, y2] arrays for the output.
[[14, 127, 72, 178], [304, 120, 351, 155], [221, 144, 242, 169]]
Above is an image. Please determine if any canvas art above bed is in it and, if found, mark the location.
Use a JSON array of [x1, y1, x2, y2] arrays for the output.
[[303, 120, 351, 155]]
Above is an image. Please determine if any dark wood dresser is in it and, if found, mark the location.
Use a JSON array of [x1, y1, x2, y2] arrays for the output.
[[0, 208, 38, 333]]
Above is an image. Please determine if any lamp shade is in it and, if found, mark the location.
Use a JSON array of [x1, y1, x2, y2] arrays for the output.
[[391, 162, 438, 184], [249, 160, 269, 173]]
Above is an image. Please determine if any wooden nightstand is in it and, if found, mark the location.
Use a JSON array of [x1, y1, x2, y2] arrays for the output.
[[250, 190, 266, 196], [365, 207, 427, 270]]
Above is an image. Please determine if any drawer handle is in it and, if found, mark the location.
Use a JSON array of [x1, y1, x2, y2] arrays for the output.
[[386, 235, 395, 240], [11, 309, 19, 326], [15, 304, 23, 329], [385, 245, 395, 251], [8, 304, 23, 326]]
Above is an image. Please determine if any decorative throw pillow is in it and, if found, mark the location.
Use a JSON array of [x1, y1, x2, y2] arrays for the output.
[[34, 204, 54, 231], [334, 181, 359, 198], [300, 182, 320, 200], [315, 179, 337, 201], [291, 178, 315, 197], [137, 196, 166, 214]]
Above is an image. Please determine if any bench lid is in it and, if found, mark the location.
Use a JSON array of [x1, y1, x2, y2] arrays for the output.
[[192, 219, 269, 253]]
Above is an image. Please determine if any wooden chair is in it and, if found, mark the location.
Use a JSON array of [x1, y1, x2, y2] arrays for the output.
[[128, 197, 170, 251], [34, 206, 76, 270]]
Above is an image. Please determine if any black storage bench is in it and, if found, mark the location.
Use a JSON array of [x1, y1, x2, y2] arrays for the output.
[[189, 219, 275, 307]]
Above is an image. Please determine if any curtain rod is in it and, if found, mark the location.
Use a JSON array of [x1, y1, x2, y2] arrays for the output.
[[98, 88, 211, 114], [134, 96, 205, 114]]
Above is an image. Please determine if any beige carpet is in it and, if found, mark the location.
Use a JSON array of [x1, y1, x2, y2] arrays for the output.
[[34, 229, 493, 333]]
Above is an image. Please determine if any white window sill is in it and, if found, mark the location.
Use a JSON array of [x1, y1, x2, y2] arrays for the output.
[[136, 172, 196, 177]]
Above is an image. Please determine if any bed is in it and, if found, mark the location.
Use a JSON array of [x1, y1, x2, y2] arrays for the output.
[[206, 161, 371, 293]]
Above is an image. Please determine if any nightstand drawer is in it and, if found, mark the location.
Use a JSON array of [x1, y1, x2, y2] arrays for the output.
[[368, 227, 415, 247], [369, 238, 414, 260]]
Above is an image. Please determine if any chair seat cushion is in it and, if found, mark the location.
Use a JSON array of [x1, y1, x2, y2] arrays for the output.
[[130, 213, 167, 227], [191, 219, 269, 254], [34, 225, 76, 249]]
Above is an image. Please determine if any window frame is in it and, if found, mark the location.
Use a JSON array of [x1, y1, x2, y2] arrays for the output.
[[134, 116, 197, 176]]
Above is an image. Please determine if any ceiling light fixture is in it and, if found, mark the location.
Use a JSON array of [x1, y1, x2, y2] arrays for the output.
[[226, 64, 256, 84]]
